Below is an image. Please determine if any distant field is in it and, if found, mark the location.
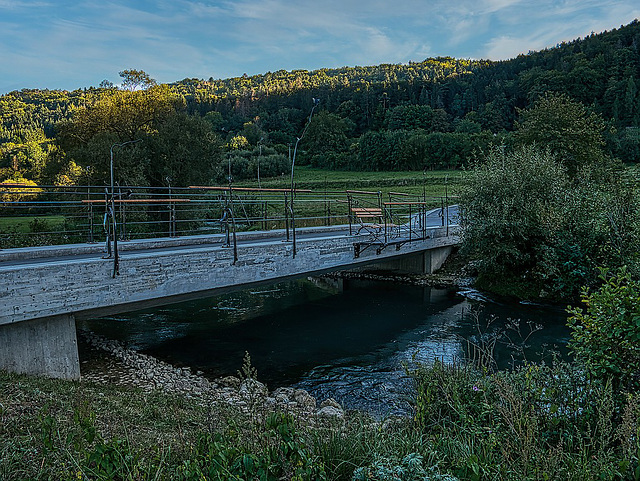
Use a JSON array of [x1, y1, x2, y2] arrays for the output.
[[240, 167, 463, 200]]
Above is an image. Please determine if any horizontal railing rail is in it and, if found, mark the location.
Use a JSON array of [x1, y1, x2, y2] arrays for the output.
[[0, 183, 457, 252]]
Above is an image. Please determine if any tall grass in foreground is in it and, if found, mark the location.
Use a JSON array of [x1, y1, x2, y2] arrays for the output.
[[1, 357, 638, 480]]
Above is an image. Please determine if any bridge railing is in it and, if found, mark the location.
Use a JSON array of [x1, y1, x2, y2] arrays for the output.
[[0, 182, 456, 250]]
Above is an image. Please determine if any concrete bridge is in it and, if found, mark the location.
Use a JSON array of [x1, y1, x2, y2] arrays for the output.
[[0, 214, 459, 379]]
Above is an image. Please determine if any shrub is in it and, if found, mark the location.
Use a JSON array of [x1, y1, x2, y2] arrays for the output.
[[568, 267, 640, 391]]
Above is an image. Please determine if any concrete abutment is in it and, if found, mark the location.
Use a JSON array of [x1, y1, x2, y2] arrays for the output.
[[0, 314, 80, 380], [365, 245, 454, 274]]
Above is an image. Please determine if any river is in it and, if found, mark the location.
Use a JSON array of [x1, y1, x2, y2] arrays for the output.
[[80, 277, 571, 417]]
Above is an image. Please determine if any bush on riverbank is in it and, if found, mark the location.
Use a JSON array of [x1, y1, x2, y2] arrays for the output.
[[459, 144, 640, 301]]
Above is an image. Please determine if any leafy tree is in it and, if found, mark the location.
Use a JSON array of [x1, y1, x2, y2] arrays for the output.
[[141, 113, 223, 187], [302, 111, 351, 164], [57, 85, 185, 184], [459, 145, 568, 296], [461, 142, 640, 299], [119, 69, 157, 91], [568, 268, 640, 391], [227, 135, 249, 150], [241, 121, 263, 145], [514, 93, 610, 176]]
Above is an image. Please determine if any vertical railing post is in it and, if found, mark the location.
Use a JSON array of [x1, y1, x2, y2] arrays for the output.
[[409, 204, 412, 242], [284, 192, 290, 241], [263, 201, 268, 231], [445, 183, 449, 237], [291, 184, 297, 258], [347, 193, 353, 235], [384, 203, 388, 244]]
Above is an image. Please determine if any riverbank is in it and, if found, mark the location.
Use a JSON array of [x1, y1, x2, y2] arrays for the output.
[[78, 330, 345, 420], [3, 343, 637, 480]]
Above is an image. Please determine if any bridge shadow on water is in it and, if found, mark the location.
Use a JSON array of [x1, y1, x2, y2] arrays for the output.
[[81, 278, 571, 416]]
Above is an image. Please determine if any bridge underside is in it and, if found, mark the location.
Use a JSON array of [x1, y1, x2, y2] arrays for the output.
[[0, 227, 458, 379]]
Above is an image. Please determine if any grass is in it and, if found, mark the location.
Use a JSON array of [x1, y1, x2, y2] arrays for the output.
[[241, 167, 463, 200], [2, 355, 639, 480], [0, 215, 66, 234]]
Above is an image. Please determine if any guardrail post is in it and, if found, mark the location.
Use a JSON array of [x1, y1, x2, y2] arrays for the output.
[[284, 192, 290, 241], [347, 193, 353, 235], [118, 184, 127, 241], [409, 204, 412, 242]]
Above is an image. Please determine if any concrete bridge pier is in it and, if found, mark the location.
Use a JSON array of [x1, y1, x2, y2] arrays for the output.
[[0, 314, 80, 380]]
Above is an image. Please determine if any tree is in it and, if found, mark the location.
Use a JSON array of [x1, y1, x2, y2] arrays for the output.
[[119, 69, 157, 91], [514, 93, 609, 177], [142, 113, 223, 187], [459, 146, 569, 297], [56, 85, 185, 184], [302, 111, 351, 163]]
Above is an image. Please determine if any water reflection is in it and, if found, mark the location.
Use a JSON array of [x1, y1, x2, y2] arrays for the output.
[[81, 278, 570, 416]]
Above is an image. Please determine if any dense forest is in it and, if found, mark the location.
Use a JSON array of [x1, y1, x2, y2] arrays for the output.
[[1, 19, 639, 187]]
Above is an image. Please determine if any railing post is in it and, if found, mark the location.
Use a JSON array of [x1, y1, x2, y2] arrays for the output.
[[384, 204, 388, 244], [291, 184, 297, 258], [263, 201, 268, 231], [224, 191, 231, 247], [284, 192, 290, 241], [409, 204, 412, 242], [347, 193, 353, 235], [230, 207, 238, 264]]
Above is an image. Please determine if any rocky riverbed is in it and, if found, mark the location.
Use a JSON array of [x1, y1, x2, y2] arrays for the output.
[[79, 330, 345, 421]]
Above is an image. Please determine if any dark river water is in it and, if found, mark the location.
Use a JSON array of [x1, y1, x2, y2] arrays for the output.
[[80, 278, 571, 417]]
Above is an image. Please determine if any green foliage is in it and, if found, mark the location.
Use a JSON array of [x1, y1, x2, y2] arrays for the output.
[[514, 92, 610, 176], [568, 267, 640, 391], [460, 146, 569, 295], [214, 148, 289, 183], [356, 130, 496, 171], [142, 113, 222, 187], [410, 360, 640, 480], [119, 68, 157, 91], [353, 453, 458, 481], [461, 143, 640, 299], [178, 412, 326, 481]]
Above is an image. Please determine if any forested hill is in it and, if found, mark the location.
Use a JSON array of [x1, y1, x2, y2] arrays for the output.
[[1, 19, 639, 186]]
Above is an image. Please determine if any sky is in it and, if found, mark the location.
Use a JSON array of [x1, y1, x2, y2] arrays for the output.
[[1, 0, 639, 94]]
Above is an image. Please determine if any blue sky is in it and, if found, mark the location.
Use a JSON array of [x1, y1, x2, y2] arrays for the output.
[[1, 0, 639, 94]]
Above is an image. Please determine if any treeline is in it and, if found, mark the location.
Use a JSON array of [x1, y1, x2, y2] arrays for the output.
[[1, 20, 639, 187]]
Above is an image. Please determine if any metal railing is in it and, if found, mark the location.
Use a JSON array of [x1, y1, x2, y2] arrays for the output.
[[0, 183, 456, 253]]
